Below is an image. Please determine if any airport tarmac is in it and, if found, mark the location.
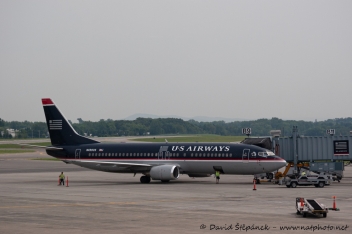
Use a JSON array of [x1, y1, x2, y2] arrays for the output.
[[1, 150, 351, 234]]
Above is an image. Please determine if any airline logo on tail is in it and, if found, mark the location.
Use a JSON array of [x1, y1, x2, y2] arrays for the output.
[[49, 120, 62, 130]]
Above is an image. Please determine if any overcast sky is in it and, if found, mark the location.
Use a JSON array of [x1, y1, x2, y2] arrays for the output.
[[1, 1, 351, 122]]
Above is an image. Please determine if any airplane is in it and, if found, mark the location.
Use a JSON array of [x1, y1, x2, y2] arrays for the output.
[[40, 98, 286, 183]]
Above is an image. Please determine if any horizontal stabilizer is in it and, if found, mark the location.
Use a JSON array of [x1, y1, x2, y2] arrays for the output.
[[19, 144, 63, 150]]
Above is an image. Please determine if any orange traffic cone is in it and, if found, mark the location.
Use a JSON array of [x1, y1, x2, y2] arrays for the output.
[[253, 179, 257, 190], [332, 196, 336, 210], [66, 176, 69, 187]]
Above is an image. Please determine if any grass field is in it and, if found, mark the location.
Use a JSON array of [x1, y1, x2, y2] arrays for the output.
[[130, 135, 245, 143], [0, 149, 36, 154], [0, 142, 51, 149], [0, 144, 25, 149]]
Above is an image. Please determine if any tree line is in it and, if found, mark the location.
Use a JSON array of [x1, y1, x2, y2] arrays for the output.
[[1, 117, 352, 139]]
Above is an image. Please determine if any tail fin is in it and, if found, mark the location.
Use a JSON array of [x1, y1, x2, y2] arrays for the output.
[[42, 98, 99, 146]]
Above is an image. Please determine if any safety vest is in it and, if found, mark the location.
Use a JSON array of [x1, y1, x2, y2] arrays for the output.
[[215, 171, 220, 177], [60, 174, 65, 179]]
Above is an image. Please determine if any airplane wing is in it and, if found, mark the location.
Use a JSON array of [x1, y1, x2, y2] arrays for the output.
[[68, 160, 182, 172], [19, 144, 63, 150], [69, 160, 154, 169]]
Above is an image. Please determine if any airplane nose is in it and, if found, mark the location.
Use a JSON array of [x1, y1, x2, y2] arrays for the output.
[[278, 158, 287, 168], [281, 160, 287, 167], [274, 156, 287, 168]]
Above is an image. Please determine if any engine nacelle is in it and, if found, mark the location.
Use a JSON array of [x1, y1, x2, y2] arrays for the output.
[[150, 165, 179, 181]]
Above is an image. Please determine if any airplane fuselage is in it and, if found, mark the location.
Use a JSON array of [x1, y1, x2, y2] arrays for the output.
[[47, 142, 286, 175]]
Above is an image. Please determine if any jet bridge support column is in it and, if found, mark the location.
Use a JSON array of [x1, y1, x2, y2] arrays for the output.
[[293, 126, 298, 174]]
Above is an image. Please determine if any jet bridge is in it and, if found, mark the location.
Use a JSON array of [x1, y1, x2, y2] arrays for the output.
[[275, 126, 351, 178], [242, 127, 351, 180]]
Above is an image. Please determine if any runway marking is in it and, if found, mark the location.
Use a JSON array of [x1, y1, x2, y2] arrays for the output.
[[0, 197, 224, 210]]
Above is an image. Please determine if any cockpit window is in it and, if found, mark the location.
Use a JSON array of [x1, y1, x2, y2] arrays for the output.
[[258, 151, 275, 157], [266, 151, 275, 156]]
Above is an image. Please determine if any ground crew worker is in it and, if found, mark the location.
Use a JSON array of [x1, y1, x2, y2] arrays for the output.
[[215, 171, 220, 184], [59, 172, 65, 186], [301, 171, 306, 176]]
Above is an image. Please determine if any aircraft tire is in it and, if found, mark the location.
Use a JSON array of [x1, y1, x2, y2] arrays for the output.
[[266, 173, 274, 180], [140, 176, 151, 183]]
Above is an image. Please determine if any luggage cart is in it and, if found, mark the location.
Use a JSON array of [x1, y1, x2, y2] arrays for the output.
[[296, 197, 328, 218]]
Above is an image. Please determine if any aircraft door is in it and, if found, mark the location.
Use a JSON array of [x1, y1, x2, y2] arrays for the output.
[[158, 151, 170, 160], [242, 149, 250, 163], [75, 149, 81, 159]]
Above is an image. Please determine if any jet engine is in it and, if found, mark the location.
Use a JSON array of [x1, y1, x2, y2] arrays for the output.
[[150, 165, 179, 181]]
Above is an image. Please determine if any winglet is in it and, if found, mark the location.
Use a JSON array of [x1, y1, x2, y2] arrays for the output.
[[42, 98, 54, 105]]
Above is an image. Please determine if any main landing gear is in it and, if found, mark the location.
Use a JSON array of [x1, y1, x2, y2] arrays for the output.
[[253, 177, 260, 184], [140, 175, 151, 183]]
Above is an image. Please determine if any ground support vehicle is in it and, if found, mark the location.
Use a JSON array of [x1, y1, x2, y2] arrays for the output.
[[296, 197, 328, 218], [285, 174, 331, 188]]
